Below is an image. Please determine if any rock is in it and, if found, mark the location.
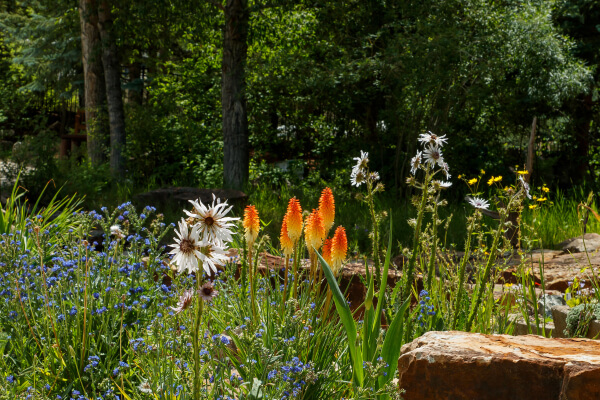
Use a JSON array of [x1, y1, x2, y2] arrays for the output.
[[134, 187, 247, 211], [559, 233, 600, 254], [553, 305, 570, 339], [538, 294, 567, 318], [500, 250, 600, 292], [508, 313, 555, 337], [398, 331, 600, 400]]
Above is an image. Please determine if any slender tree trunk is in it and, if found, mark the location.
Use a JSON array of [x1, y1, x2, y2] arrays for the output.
[[222, 0, 249, 190], [79, 0, 108, 166], [98, 0, 126, 180]]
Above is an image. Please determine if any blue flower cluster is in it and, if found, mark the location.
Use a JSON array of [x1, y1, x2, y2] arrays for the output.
[[417, 290, 435, 327]]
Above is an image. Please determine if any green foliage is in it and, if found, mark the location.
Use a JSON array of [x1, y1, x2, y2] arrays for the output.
[[565, 302, 600, 337]]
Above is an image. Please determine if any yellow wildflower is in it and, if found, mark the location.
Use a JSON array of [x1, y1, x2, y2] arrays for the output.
[[468, 178, 478, 185], [542, 186, 549, 193], [487, 176, 502, 186], [517, 170, 528, 175], [529, 204, 537, 210], [536, 197, 547, 202], [480, 169, 485, 175]]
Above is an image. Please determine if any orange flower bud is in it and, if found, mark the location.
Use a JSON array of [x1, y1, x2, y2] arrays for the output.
[[318, 187, 335, 234], [331, 226, 347, 274], [280, 216, 294, 258], [285, 198, 303, 243], [305, 209, 325, 253], [243, 205, 260, 247]]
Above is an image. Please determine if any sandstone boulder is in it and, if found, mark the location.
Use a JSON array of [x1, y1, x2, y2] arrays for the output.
[[398, 331, 600, 400], [559, 233, 600, 254]]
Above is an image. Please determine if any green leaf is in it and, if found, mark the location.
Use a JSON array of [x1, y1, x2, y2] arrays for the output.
[[377, 296, 410, 397], [316, 248, 364, 387]]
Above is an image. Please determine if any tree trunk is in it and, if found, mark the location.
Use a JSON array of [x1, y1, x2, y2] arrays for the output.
[[79, 0, 108, 166], [222, 0, 249, 190], [98, 0, 126, 180]]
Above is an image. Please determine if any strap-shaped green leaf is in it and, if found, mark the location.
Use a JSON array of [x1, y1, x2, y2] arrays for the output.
[[316, 248, 364, 387], [377, 296, 410, 398]]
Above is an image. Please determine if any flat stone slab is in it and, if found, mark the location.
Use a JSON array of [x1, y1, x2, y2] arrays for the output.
[[398, 331, 600, 400]]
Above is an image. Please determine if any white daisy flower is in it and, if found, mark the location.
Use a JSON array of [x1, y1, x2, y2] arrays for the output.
[[369, 171, 380, 181], [110, 224, 124, 239], [198, 281, 218, 302], [197, 242, 229, 276], [433, 180, 452, 189], [169, 219, 203, 274], [352, 150, 369, 171], [138, 381, 153, 394], [423, 144, 444, 168], [410, 151, 422, 175], [171, 289, 194, 314], [185, 194, 239, 245], [418, 131, 448, 147], [467, 196, 490, 210], [350, 168, 367, 187]]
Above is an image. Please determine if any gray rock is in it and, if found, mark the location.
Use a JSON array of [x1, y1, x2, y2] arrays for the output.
[[558, 232, 600, 253], [537, 294, 566, 318]]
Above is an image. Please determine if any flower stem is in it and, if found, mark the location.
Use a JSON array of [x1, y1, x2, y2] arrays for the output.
[[426, 193, 440, 292], [452, 218, 474, 330], [402, 173, 430, 304], [292, 244, 299, 299], [466, 213, 506, 331], [367, 180, 381, 287], [192, 282, 204, 400]]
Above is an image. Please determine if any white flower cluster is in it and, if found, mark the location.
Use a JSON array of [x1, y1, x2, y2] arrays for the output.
[[410, 131, 451, 186], [169, 195, 239, 276], [350, 150, 380, 187]]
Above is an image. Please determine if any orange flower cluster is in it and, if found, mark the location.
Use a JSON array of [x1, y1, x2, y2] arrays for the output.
[[284, 198, 303, 243], [318, 187, 335, 234], [305, 209, 325, 254], [243, 205, 260, 247], [330, 226, 347, 274], [280, 218, 294, 257]]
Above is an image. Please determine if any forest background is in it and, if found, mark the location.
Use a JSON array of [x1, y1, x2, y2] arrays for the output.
[[0, 0, 599, 249]]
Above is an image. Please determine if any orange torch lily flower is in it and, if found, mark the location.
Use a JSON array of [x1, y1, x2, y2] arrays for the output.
[[285, 198, 303, 243], [322, 237, 333, 266], [305, 209, 325, 253], [280, 216, 294, 258], [318, 187, 335, 234], [243, 205, 260, 247], [331, 226, 348, 275]]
